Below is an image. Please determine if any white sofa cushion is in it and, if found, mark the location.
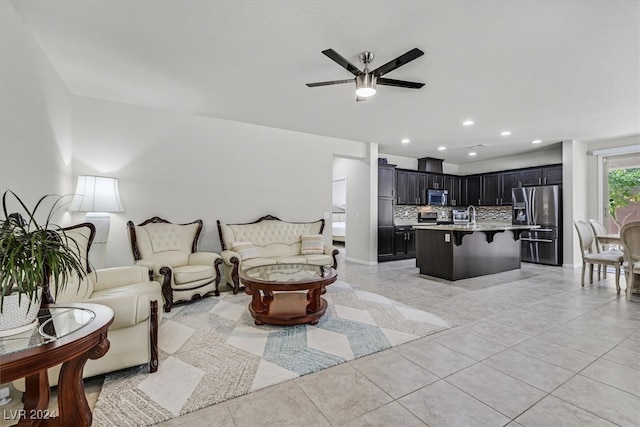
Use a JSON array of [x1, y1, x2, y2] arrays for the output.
[[301, 234, 324, 254], [231, 241, 259, 260], [173, 265, 215, 285]]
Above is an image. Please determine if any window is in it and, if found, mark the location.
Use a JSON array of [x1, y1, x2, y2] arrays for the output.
[[600, 151, 640, 232]]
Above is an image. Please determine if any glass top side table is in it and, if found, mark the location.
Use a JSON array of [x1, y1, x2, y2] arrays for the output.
[[0, 303, 113, 427]]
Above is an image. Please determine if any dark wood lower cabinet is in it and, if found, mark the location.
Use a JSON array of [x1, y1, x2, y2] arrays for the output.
[[379, 226, 417, 262], [394, 227, 415, 258], [378, 226, 395, 262]]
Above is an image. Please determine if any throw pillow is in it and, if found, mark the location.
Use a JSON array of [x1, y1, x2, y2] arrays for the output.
[[231, 241, 259, 260], [301, 234, 324, 255]]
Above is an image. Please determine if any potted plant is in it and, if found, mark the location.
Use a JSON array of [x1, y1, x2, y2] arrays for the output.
[[0, 190, 86, 335]]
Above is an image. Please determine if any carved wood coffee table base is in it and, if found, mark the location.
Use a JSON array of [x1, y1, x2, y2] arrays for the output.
[[247, 289, 328, 326], [240, 264, 337, 326]]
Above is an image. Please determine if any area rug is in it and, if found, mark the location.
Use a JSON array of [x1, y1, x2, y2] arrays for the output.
[[92, 281, 454, 426]]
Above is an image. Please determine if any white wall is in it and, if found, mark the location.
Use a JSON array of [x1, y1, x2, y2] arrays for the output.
[[0, 2, 73, 220], [381, 146, 563, 176], [332, 155, 376, 264], [71, 96, 372, 267], [458, 145, 563, 175], [562, 140, 589, 267]]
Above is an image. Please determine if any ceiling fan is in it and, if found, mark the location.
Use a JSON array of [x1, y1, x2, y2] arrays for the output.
[[306, 48, 425, 101]]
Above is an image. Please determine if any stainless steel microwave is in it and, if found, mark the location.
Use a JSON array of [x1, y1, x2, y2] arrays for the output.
[[427, 189, 448, 205]]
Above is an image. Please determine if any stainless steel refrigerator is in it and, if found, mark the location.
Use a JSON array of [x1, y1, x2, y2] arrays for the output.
[[512, 185, 562, 266]]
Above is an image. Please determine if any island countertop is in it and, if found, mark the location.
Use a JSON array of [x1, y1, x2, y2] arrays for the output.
[[413, 223, 539, 231]]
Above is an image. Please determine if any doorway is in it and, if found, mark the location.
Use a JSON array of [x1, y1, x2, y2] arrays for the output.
[[332, 177, 346, 256]]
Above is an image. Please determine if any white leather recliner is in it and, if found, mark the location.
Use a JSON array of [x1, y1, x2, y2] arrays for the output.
[[127, 216, 222, 312], [14, 222, 162, 391]]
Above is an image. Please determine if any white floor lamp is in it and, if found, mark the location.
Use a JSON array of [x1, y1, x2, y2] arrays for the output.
[[70, 175, 124, 269]]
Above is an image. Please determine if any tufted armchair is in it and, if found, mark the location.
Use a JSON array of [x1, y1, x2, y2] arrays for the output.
[[127, 216, 222, 312], [14, 222, 162, 391]]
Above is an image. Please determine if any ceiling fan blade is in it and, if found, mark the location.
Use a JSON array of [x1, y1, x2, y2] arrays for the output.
[[356, 96, 368, 102], [377, 78, 425, 89], [322, 49, 362, 76], [372, 48, 424, 77], [306, 79, 354, 87]]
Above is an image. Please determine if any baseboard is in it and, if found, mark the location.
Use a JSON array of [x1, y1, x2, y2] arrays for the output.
[[563, 263, 581, 269], [344, 257, 377, 266]]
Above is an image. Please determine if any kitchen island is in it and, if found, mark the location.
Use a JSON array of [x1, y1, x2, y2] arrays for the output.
[[414, 223, 538, 281]]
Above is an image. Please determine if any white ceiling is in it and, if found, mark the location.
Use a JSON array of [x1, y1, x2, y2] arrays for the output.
[[10, 0, 640, 164]]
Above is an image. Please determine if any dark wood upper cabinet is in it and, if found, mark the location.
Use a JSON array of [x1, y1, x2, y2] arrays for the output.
[[427, 174, 445, 189], [397, 169, 431, 205], [482, 173, 500, 206], [444, 175, 462, 206], [519, 168, 543, 186], [466, 175, 482, 206], [378, 164, 396, 198], [518, 165, 563, 187], [417, 173, 428, 205], [396, 169, 419, 204], [499, 171, 520, 205], [543, 165, 563, 185], [395, 170, 409, 204]]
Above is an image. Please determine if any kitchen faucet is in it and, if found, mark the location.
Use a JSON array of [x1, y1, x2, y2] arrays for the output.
[[467, 205, 476, 226]]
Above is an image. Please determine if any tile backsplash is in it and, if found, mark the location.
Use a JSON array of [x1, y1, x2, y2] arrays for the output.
[[394, 205, 511, 222]]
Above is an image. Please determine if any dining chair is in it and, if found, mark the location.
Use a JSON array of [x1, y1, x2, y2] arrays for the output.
[[574, 220, 624, 294], [620, 221, 640, 301], [589, 218, 622, 279]]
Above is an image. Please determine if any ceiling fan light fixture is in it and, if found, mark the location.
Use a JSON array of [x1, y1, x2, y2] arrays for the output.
[[355, 73, 377, 97]]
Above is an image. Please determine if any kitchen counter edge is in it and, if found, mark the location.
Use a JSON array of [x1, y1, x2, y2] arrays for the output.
[[412, 224, 540, 231]]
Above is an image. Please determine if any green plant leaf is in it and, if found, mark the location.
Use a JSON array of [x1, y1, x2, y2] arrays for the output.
[[1, 191, 86, 312]]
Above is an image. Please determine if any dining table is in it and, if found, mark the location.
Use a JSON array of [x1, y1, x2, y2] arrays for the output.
[[595, 234, 622, 246]]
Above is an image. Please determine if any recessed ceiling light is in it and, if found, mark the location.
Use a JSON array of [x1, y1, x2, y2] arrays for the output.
[[463, 120, 474, 126], [437, 146, 446, 151], [532, 139, 542, 144], [468, 151, 477, 156], [401, 138, 410, 144], [501, 131, 511, 136]]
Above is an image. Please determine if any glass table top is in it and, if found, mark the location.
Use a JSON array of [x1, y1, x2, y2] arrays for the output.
[[242, 264, 335, 283], [0, 306, 96, 357]]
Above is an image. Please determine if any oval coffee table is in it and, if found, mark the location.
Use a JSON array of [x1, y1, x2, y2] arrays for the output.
[[239, 263, 337, 326]]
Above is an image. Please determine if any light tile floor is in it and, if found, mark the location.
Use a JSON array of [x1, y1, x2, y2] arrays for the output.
[[157, 259, 639, 427], [3, 259, 639, 427]]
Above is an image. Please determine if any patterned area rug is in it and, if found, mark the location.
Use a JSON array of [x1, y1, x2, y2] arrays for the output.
[[92, 281, 453, 426]]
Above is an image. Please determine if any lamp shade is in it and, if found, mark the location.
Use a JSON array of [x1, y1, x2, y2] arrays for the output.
[[69, 176, 124, 212]]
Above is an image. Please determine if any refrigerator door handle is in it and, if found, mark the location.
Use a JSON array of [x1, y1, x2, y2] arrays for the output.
[[531, 188, 536, 225], [535, 228, 554, 232], [521, 238, 554, 243]]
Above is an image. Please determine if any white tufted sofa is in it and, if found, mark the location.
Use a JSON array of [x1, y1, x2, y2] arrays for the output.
[[127, 217, 222, 312], [217, 215, 338, 293]]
